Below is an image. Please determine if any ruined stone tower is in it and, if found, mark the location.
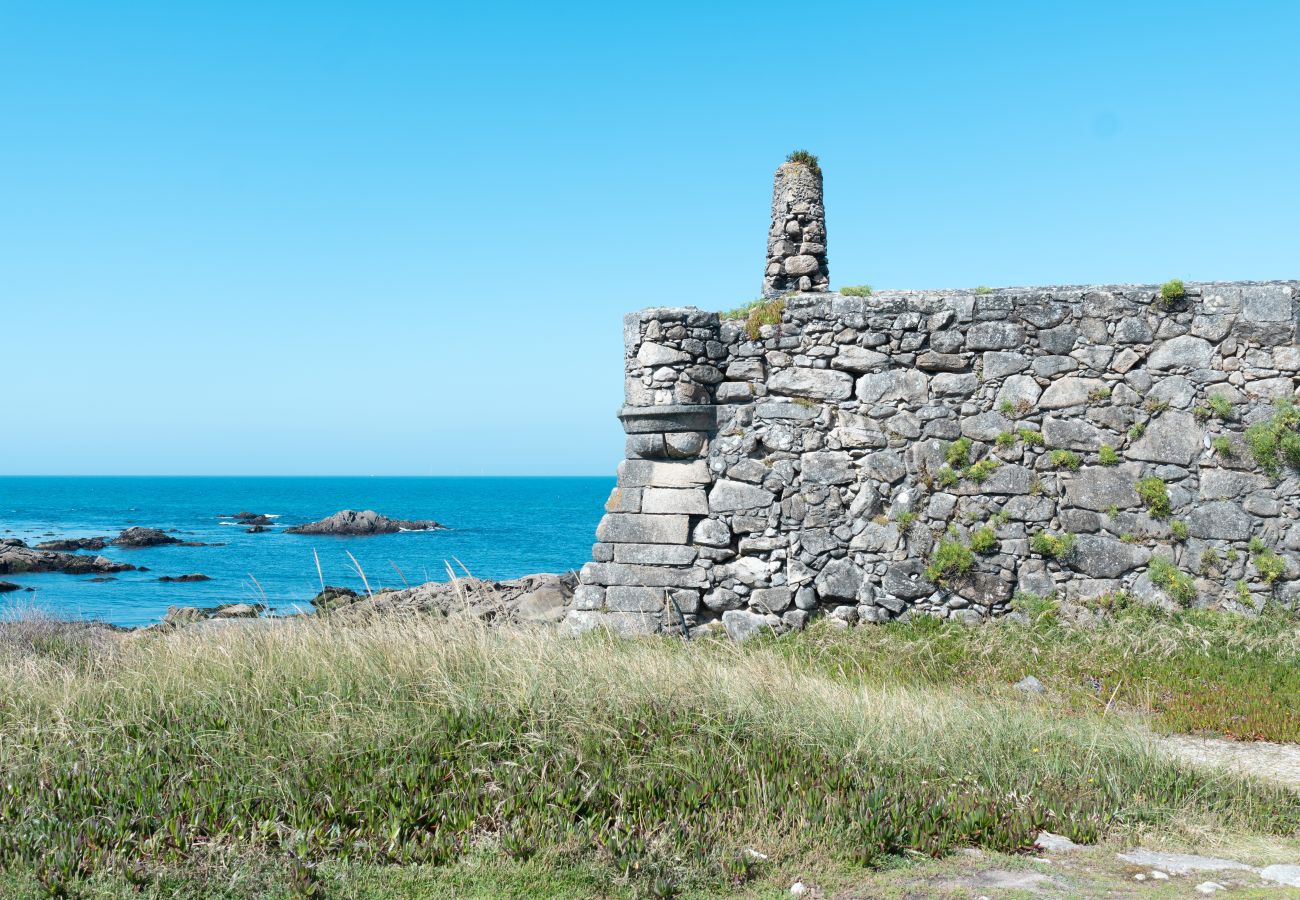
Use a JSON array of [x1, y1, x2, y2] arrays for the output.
[[762, 153, 829, 297]]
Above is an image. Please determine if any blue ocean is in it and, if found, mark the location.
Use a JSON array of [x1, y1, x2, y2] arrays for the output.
[[0, 477, 612, 627]]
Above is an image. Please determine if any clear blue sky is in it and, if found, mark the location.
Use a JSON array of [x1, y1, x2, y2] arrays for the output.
[[3, 1, 1296, 475]]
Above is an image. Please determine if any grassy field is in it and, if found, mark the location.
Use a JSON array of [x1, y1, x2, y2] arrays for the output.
[[775, 601, 1300, 742], [0, 605, 1296, 897]]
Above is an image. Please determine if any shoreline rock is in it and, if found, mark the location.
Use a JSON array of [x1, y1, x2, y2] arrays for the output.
[[159, 603, 265, 629], [158, 574, 211, 583], [0, 539, 136, 576], [309, 572, 575, 624], [35, 537, 109, 552], [285, 509, 445, 536]]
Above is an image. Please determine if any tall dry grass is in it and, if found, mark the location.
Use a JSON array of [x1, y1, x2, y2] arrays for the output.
[[0, 610, 1296, 891]]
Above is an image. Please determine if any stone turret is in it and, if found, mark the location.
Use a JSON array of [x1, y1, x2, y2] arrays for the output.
[[762, 153, 829, 297]]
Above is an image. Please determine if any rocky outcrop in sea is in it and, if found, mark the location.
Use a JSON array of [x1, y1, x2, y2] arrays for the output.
[[35, 537, 109, 551], [0, 539, 136, 576], [285, 509, 445, 536], [111, 527, 214, 548]]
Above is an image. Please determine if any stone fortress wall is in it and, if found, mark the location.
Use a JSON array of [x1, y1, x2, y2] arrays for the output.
[[566, 280, 1300, 639], [564, 156, 1300, 639]]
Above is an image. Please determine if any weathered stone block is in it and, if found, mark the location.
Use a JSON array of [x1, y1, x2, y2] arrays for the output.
[[1039, 377, 1105, 410], [584, 562, 707, 588], [1128, 412, 1202, 465], [606, 586, 668, 612], [857, 369, 929, 403], [1147, 335, 1215, 370], [1186, 501, 1254, 541], [1042, 417, 1102, 450], [641, 487, 709, 515], [722, 609, 772, 641], [573, 584, 606, 610], [966, 321, 1025, 350], [1069, 534, 1150, 579], [831, 346, 890, 373], [708, 479, 776, 512], [750, 587, 793, 613], [595, 514, 691, 545], [612, 543, 699, 565], [636, 342, 691, 366], [605, 486, 641, 513], [618, 459, 710, 488], [1063, 464, 1141, 511], [692, 518, 732, 547], [768, 367, 853, 401], [815, 557, 863, 601], [801, 450, 854, 485]]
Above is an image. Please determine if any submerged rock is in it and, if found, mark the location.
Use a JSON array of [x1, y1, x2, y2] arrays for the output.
[[158, 573, 211, 583], [0, 581, 20, 593], [285, 509, 445, 536]]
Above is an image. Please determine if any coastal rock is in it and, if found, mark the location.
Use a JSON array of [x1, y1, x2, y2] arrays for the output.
[[224, 511, 274, 526], [0, 540, 136, 576], [158, 573, 212, 583], [312, 572, 576, 625], [112, 527, 187, 548], [35, 537, 108, 551], [161, 603, 265, 628], [0, 581, 20, 593], [311, 585, 361, 611], [285, 509, 445, 536]]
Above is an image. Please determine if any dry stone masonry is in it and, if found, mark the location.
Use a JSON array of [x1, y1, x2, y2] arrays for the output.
[[566, 281, 1300, 640], [762, 158, 829, 297]]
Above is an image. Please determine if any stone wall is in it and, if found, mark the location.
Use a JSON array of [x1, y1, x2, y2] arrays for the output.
[[566, 281, 1300, 639]]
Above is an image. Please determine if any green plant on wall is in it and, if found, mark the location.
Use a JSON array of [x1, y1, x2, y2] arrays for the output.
[[970, 526, 998, 554], [1249, 538, 1286, 585], [840, 285, 872, 297], [967, 458, 1000, 484], [1136, 476, 1171, 519], [925, 530, 975, 585], [1098, 445, 1120, 466], [1148, 556, 1196, 605], [1245, 400, 1300, 478], [723, 297, 786, 341], [946, 438, 973, 469], [1159, 278, 1186, 308], [1049, 449, 1081, 471], [1030, 531, 1075, 560], [786, 149, 821, 174]]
